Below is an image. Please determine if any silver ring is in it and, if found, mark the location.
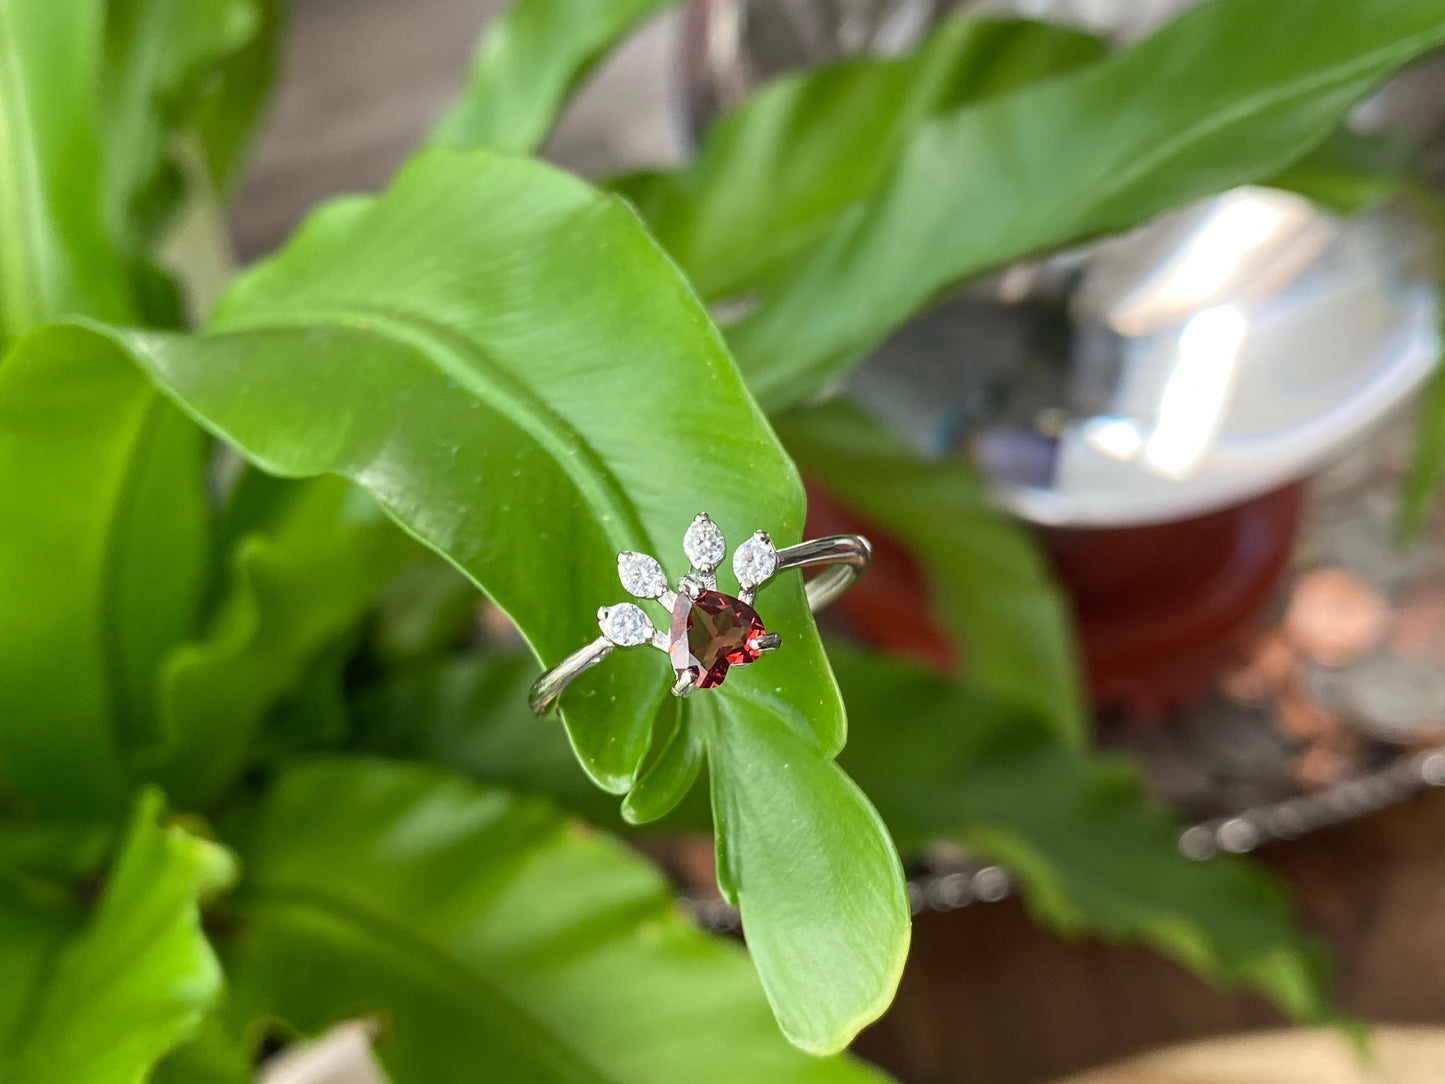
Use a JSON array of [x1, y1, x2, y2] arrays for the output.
[[529, 513, 870, 714]]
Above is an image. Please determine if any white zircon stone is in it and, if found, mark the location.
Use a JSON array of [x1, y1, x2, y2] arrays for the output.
[[599, 603, 653, 647], [617, 551, 667, 597], [683, 514, 726, 570], [732, 531, 777, 588]]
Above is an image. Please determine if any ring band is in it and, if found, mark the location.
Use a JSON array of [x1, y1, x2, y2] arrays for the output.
[[529, 514, 870, 715]]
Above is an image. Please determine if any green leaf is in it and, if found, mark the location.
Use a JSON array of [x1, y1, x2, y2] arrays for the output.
[[214, 757, 895, 1082], [98, 0, 258, 251], [151, 1016, 252, 1084], [0, 789, 236, 1083], [832, 643, 1334, 1023], [0, 0, 260, 813], [427, 0, 683, 155], [0, 820, 113, 886], [354, 652, 909, 1056], [0, 0, 137, 346], [150, 474, 417, 809], [352, 653, 622, 828], [0, 853, 84, 1058], [618, 17, 1104, 301], [699, 689, 909, 1054], [352, 653, 716, 830], [621, 698, 703, 826], [1268, 127, 1414, 216], [0, 0, 264, 345], [133, 150, 839, 793], [1398, 186, 1445, 541], [370, 553, 480, 667], [151, 1015, 252, 1084], [46, 150, 901, 1049], [727, 0, 1445, 411], [0, 818, 116, 1054], [191, 0, 281, 193], [0, 327, 208, 816], [1401, 356, 1445, 540], [256, 628, 364, 761], [206, 155, 821, 768], [778, 400, 1084, 746]]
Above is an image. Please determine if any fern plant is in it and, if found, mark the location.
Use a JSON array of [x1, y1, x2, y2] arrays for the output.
[[1, 0, 1443, 1078]]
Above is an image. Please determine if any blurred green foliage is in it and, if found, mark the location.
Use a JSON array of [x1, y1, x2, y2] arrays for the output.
[[1, 0, 1443, 1077]]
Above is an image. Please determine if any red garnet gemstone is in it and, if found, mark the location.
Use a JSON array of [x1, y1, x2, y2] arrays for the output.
[[669, 589, 767, 689]]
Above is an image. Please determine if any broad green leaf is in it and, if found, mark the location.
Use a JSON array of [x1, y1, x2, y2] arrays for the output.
[[621, 698, 703, 825], [352, 653, 711, 829], [357, 667, 908, 1053], [152, 1016, 252, 1084], [0, 0, 254, 812], [191, 0, 281, 193], [618, 17, 1104, 301], [355, 660, 908, 1053], [832, 643, 1333, 1023], [207, 461, 316, 573], [699, 688, 909, 1055], [1398, 187, 1445, 541], [0, 788, 236, 1083], [0, 327, 208, 816], [0, 820, 113, 886], [1268, 127, 1414, 216], [728, 0, 1445, 411], [0, 817, 116, 1049], [255, 628, 363, 762], [1401, 355, 1445, 540], [98, 0, 258, 252], [0, 865, 81, 1056], [370, 553, 480, 666], [0, 0, 137, 346], [350, 647, 1327, 1030], [353, 653, 621, 828], [427, 0, 683, 155], [150, 475, 417, 809], [46, 150, 900, 1049], [0, 0, 266, 343], [214, 757, 895, 1082], [109, 149, 841, 788], [778, 401, 1084, 746]]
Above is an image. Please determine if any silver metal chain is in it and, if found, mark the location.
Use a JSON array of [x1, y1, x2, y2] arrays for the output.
[[682, 745, 1445, 932]]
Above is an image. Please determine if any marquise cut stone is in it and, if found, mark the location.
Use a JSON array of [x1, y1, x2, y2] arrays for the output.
[[599, 603, 653, 647], [732, 531, 777, 589], [617, 551, 667, 597], [683, 514, 726, 570], [669, 589, 766, 688]]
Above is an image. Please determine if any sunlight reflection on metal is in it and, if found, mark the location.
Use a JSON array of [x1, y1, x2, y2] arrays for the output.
[[1081, 416, 1143, 462], [1108, 193, 1307, 336], [1143, 305, 1248, 480], [1028, 194, 1439, 524], [854, 189, 1440, 527]]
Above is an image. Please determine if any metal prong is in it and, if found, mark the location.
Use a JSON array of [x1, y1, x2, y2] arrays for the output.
[[750, 632, 782, 653], [671, 669, 698, 697]]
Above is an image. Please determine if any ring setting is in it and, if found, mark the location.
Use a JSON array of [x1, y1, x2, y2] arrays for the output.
[[529, 514, 870, 714]]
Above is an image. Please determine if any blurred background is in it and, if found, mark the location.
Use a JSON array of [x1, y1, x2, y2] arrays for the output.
[[225, 1, 1445, 1081]]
